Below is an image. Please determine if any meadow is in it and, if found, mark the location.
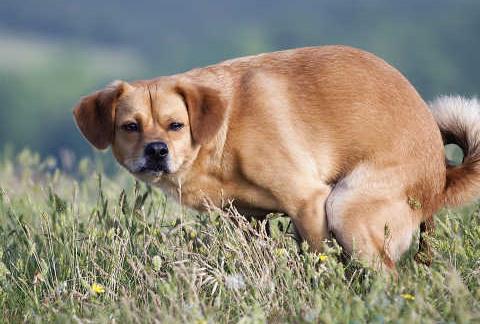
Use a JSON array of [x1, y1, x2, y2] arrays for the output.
[[0, 149, 479, 323]]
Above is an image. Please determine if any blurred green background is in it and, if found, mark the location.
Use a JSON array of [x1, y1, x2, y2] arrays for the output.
[[0, 0, 479, 163]]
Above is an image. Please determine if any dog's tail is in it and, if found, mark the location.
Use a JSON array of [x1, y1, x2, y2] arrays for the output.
[[430, 96, 480, 207]]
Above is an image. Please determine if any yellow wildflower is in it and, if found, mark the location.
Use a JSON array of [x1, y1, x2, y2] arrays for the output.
[[319, 255, 328, 262], [401, 293, 415, 301], [274, 248, 287, 257], [91, 283, 105, 294]]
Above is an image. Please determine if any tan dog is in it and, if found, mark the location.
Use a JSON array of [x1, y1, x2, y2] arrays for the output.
[[73, 46, 480, 269]]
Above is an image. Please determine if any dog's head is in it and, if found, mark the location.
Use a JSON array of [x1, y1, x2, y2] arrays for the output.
[[73, 79, 226, 183]]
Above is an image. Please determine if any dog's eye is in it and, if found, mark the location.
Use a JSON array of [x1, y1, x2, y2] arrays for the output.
[[169, 122, 184, 131], [122, 122, 139, 132]]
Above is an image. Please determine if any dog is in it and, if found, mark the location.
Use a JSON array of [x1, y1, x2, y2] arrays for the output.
[[73, 45, 480, 269]]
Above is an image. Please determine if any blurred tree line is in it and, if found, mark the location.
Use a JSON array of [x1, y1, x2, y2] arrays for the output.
[[0, 0, 478, 160]]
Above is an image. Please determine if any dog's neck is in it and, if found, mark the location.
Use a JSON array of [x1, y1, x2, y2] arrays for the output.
[[153, 121, 231, 210]]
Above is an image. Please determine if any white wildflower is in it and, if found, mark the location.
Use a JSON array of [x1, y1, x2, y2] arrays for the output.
[[225, 274, 246, 290]]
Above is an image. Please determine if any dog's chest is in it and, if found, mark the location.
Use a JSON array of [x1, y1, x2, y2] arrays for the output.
[[156, 172, 279, 213]]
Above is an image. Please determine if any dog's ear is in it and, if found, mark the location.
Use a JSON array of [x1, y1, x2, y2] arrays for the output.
[[175, 82, 227, 145], [73, 81, 132, 150]]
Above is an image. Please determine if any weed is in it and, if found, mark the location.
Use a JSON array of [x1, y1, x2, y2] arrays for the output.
[[0, 151, 479, 322]]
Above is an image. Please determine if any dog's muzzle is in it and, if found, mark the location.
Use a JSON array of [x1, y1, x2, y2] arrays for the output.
[[142, 141, 170, 173]]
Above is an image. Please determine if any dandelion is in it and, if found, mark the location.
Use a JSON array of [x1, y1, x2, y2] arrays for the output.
[[91, 283, 105, 294], [225, 274, 246, 290], [401, 293, 415, 301], [318, 255, 328, 262], [274, 248, 287, 257]]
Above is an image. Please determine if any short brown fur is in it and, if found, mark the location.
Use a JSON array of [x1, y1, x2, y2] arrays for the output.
[[73, 46, 478, 269]]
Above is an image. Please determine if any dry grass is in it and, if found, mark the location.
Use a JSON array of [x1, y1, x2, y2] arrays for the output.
[[0, 149, 479, 322]]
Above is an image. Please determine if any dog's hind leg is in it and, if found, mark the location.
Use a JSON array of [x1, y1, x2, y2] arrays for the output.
[[284, 184, 332, 252], [325, 164, 421, 270]]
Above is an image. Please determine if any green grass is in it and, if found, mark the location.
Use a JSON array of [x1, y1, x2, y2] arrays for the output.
[[0, 149, 479, 323]]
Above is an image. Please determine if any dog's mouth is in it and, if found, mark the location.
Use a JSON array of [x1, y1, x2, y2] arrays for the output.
[[138, 161, 171, 175], [126, 157, 171, 177]]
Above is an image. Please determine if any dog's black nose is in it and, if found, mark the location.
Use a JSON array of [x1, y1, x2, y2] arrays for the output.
[[145, 142, 169, 159]]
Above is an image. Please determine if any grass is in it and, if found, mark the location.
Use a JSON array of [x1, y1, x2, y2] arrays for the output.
[[0, 149, 479, 323]]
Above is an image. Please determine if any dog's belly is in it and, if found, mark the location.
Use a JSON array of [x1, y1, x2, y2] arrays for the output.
[[231, 204, 276, 220], [219, 179, 281, 213], [158, 171, 282, 214]]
